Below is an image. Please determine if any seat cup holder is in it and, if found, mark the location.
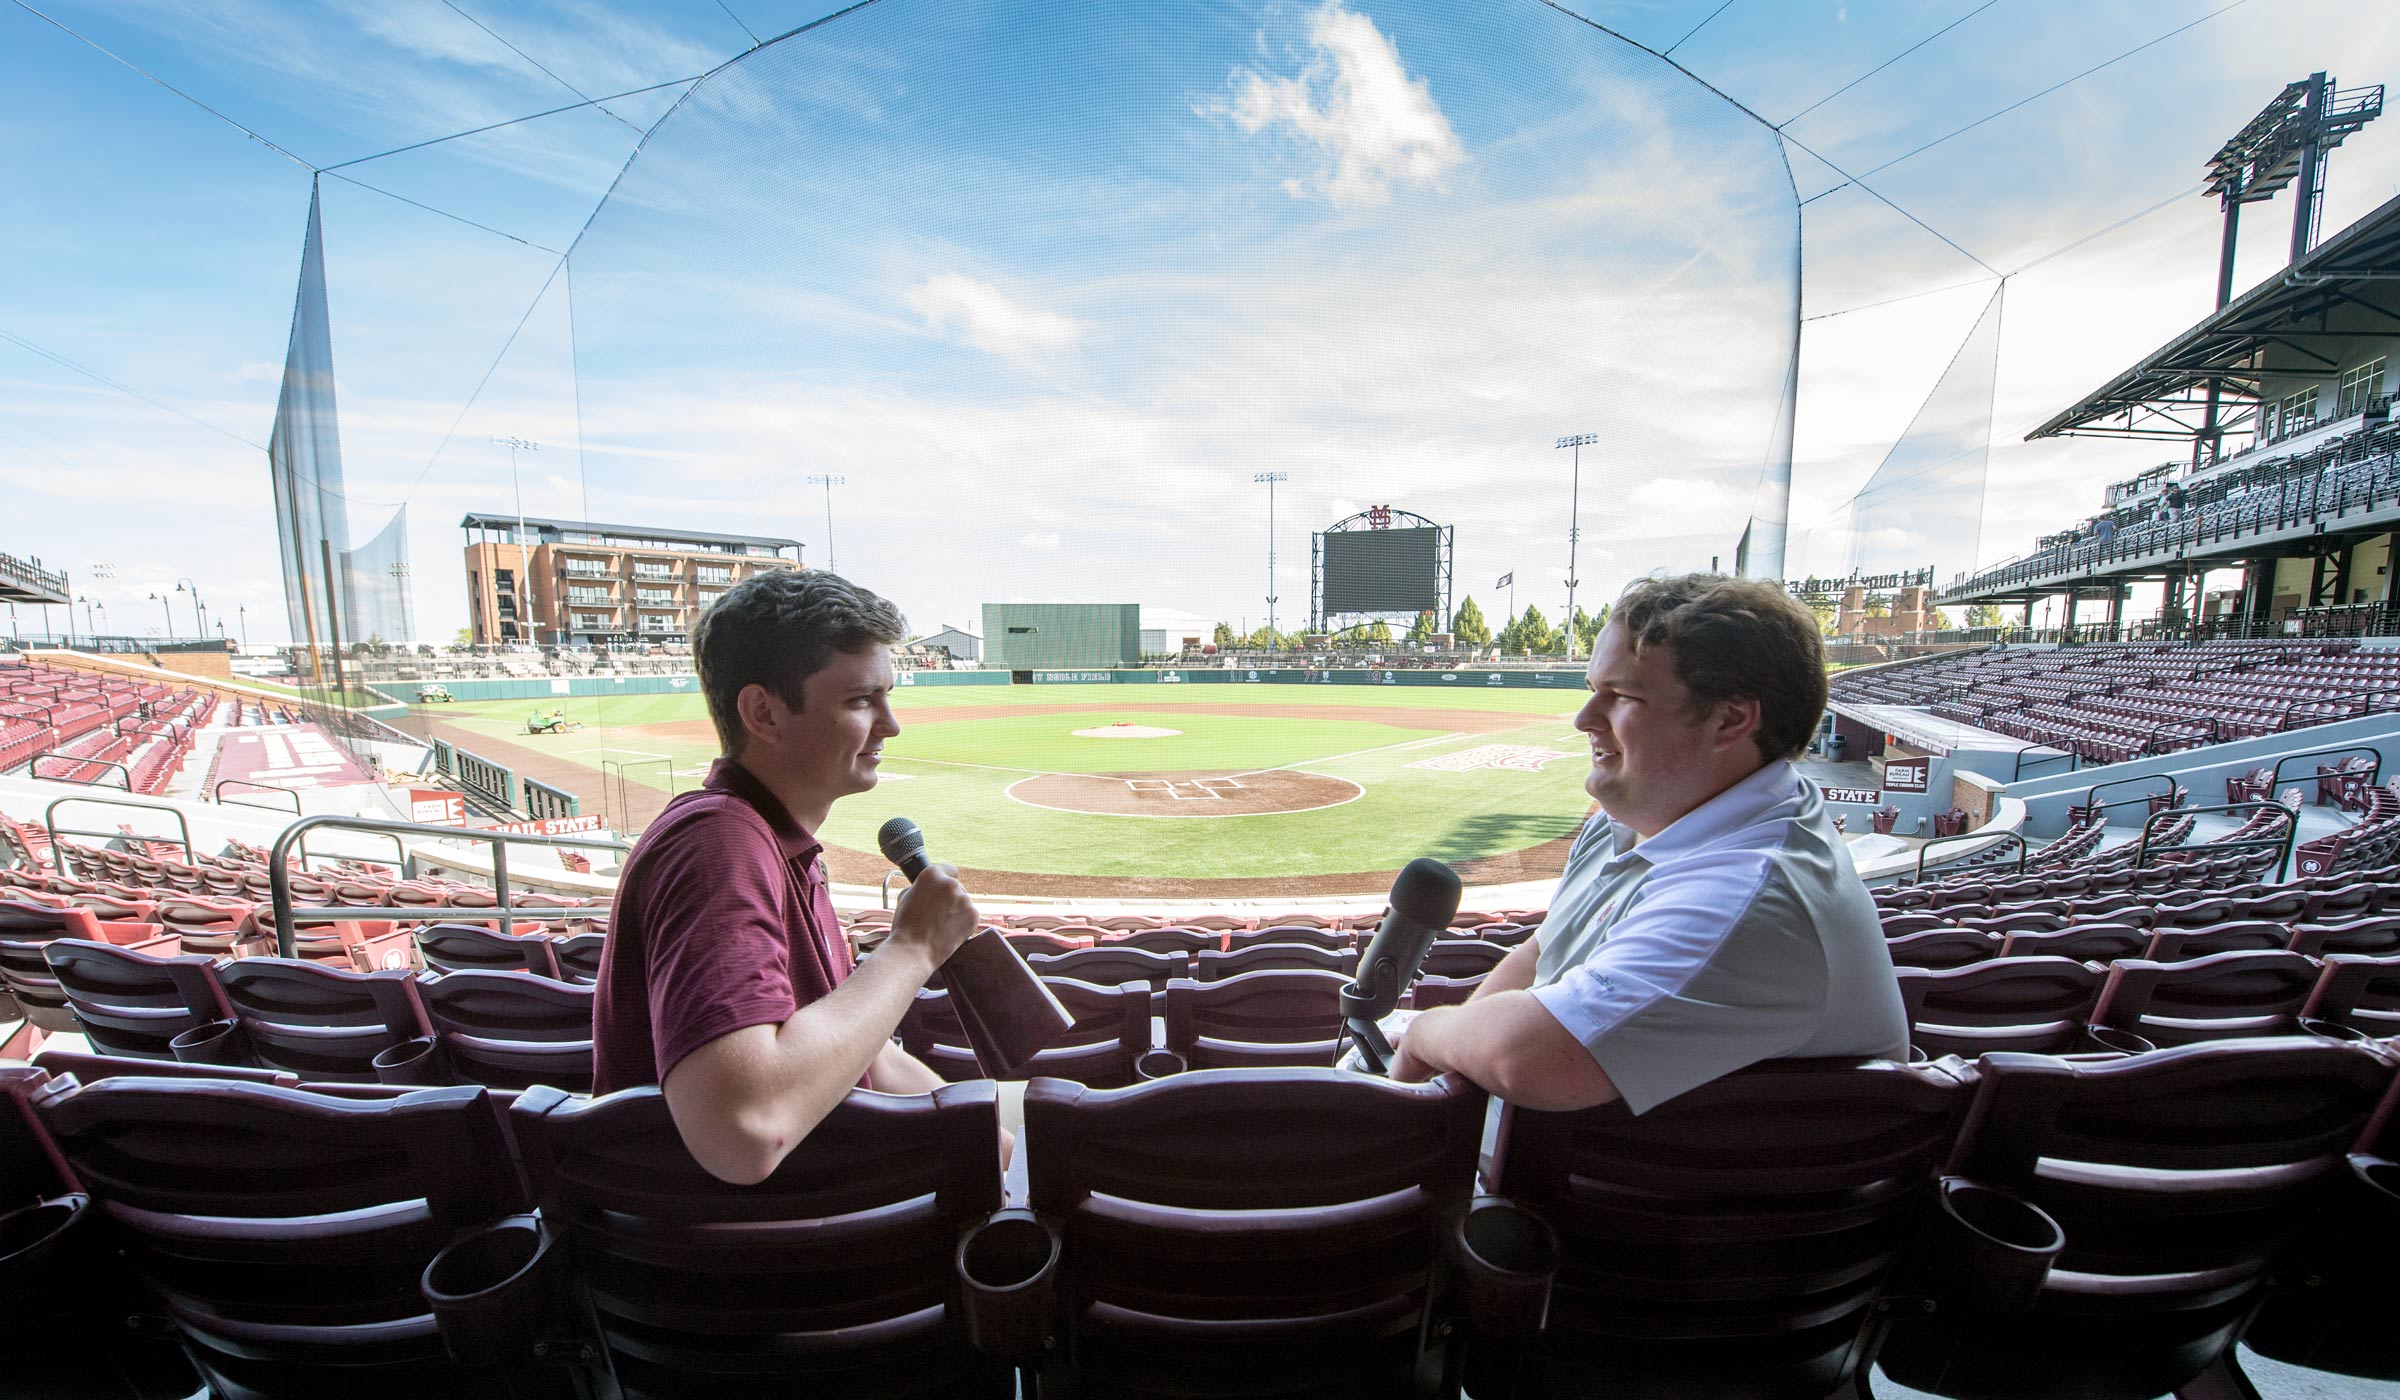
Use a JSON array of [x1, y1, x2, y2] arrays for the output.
[[955, 1208, 1060, 1365], [0, 1194, 91, 1313], [2078, 1024, 2155, 1056], [372, 1036, 452, 1086], [168, 1018, 249, 1067], [2298, 1017, 2375, 1044], [421, 1214, 562, 1367], [1924, 1178, 2063, 1315], [1134, 1049, 1186, 1081], [1441, 1197, 1560, 1338]]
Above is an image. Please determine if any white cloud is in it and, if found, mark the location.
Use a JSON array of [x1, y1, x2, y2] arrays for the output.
[[1019, 531, 1062, 552], [1216, 1, 1464, 208], [904, 274, 1086, 361]]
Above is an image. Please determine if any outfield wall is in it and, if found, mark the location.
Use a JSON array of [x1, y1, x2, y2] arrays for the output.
[[375, 666, 1585, 703]]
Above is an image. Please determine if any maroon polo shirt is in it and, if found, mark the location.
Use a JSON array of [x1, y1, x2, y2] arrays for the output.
[[591, 757, 856, 1096]]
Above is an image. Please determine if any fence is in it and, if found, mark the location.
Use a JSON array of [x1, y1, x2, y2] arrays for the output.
[[450, 745, 518, 816], [522, 776, 581, 822]]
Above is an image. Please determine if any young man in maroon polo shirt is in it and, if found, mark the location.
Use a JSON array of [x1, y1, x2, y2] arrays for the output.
[[592, 570, 978, 1184]]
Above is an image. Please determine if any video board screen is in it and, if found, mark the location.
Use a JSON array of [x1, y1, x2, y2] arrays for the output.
[[1321, 527, 1440, 613]]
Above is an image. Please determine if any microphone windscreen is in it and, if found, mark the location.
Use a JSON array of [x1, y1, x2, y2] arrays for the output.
[[877, 817, 929, 879], [1388, 856, 1464, 931]]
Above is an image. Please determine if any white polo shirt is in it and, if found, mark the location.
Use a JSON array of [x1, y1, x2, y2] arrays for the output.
[[1528, 759, 1907, 1113]]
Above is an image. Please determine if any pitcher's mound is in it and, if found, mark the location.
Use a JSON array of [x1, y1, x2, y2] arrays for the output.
[[1009, 768, 1361, 817], [1071, 723, 1182, 738]]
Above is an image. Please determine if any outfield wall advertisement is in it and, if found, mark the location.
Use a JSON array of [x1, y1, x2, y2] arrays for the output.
[[387, 667, 1582, 702]]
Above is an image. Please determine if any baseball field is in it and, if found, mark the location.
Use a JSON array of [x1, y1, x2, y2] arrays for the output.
[[411, 680, 1597, 896]]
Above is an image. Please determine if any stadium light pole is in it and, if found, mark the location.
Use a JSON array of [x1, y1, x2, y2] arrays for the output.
[[147, 592, 173, 639], [492, 437, 539, 643], [1254, 472, 1288, 642], [1555, 434, 1597, 661], [805, 474, 846, 573], [175, 578, 206, 638]]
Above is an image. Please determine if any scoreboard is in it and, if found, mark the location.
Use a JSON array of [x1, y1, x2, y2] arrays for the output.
[[1320, 526, 1442, 613]]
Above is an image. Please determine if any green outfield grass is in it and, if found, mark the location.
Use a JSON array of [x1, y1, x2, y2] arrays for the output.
[[422, 683, 1595, 882]]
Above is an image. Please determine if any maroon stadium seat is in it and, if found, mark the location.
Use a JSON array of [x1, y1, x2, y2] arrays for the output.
[[408, 969, 595, 1093], [1897, 958, 2112, 1058], [1997, 922, 2149, 964], [1876, 1039, 2395, 1400], [1158, 968, 1348, 1071], [2089, 950, 2326, 1047], [1022, 1068, 1487, 1397], [1886, 928, 2001, 970], [511, 1080, 1012, 1398], [2141, 920, 2294, 962], [1193, 942, 1356, 981], [210, 958, 432, 1082], [41, 939, 230, 1061], [414, 922, 564, 979], [550, 931, 604, 984], [899, 976, 1148, 1087], [1474, 1056, 1968, 1400]]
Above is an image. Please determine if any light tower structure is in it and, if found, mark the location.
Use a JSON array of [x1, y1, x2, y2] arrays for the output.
[[1254, 471, 1288, 641], [1554, 433, 1598, 660]]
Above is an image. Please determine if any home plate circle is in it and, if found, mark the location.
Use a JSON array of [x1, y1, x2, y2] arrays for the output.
[[1072, 723, 1182, 738]]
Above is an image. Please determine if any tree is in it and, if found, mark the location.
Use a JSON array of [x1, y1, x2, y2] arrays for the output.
[[1364, 620, 1394, 645], [1211, 622, 1235, 649], [1966, 603, 2007, 629], [1569, 605, 1603, 656], [1863, 594, 1891, 618], [1404, 611, 1436, 646], [1513, 604, 1554, 657], [1451, 596, 1491, 649], [1804, 600, 1836, 635], [451, 627, 474, 649]]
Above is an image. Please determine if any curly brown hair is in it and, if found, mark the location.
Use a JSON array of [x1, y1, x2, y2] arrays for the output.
[[1609, 573, 1827, 763], [692, 569, 905, 755]]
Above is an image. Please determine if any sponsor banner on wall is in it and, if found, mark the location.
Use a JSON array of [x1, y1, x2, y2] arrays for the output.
[[486, 814, 606, 837], [1883, 759, 1931, 794], [409, 790, 467, 826], [1820, 786, 1881, 805]]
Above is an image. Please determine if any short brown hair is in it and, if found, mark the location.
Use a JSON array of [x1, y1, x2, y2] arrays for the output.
[[1610, 573, 1826, 763], [692, 569, 905, 754]]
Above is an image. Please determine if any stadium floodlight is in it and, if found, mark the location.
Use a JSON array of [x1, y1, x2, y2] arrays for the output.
[[491, 437, 540, 642], [1554, 434, 1599, 660], [147, 591, 173, 639], [1254, 472, 1289, 641], [805, 474, 846, 573], [174, 578, 206, 638]]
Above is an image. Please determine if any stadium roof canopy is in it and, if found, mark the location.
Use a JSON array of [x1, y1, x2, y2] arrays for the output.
[[457, 513, 801, 552], [2028, 190, 2400, 443]]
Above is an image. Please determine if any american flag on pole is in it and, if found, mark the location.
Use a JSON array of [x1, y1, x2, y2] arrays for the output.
[[1495, 572, 1512, 589]]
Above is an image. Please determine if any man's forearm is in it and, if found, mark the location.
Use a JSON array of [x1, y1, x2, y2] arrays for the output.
[[1397, 992, 1620, 1111], [1465, 936, 1542, 1002]]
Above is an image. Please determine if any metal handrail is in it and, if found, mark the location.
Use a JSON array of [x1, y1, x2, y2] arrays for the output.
[[2269, 743, 2384, 796], [42, 793, 193, 877], [2012, 745, 2077, 782], [295, 826, 410, 877], [29, 752, 132, 790], [213, 777, 302, 816], [2140, 715, 2218, 754], [2074, 772, 2177, 819], [1914, 829, 2028, 882], [266, 814, 628, 958], [2134, 799, 2296, 876]]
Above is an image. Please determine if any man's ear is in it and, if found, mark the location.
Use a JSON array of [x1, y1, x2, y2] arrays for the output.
[[1713, 696, 1762, 754], [735, 683, 785, 752]]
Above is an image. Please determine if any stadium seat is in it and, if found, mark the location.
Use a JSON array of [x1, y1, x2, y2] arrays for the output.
[[2141, 920, 2294, 962], [409, 970, 595, 1093], [1157, 969, 1348, 1071], [34, 1075, 549, 1398], [1879, 912, 1954, 937], [511, 1080, 1013, 1398], [551, 932, 604, 983], [1101, 927, 1219, 960], [1193, 942, 1356, 981], [210, 958, 433, 1082], [40, 939, 230, 1060], [1027, 945, 1184, 994], [1996, 923, 2149, 964], [1225, 924, 1355, 953], [415, 922, 565, 978], [2298, 953, 2400, 1039], [1022, 1068, 1489, 1397], [1885, 928, 2000, 970], [1419, 939, 1511, 980], [899, 976, 1148, 1086], [2088, 950, 2328, 1047], [1472, 1056, 1969, 1400], [1897, 958, 2112, 1058], [2294, 915, 2400, 957], [2240, 1053, 2400, 1383], [1875, 1039, 2395, 1400]]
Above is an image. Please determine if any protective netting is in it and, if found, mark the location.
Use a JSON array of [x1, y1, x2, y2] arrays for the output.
[[341, 504, 415, 648], [1796, 283, 2002, 581], [266, 184, 355, 669], [563, 0, 1802, 635]]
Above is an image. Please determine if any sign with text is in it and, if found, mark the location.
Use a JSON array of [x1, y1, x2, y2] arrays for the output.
[[409, 790, 467, 826], [1882, 759, 1930, 794], [485, 814, 606, 837], [1821, 786, 1881, 805]]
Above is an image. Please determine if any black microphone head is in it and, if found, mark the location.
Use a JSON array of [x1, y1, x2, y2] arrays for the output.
[[877, 817, 926, 871], [1387, 857, 1463, 931]]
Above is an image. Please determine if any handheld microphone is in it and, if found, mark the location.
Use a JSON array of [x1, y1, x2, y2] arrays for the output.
[[877, 816, 1071, 1079], [1341, 857, 1463, 1074]]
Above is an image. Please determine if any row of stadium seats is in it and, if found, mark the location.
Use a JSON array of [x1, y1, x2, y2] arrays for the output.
[[3, 1035, 2394, 1400]]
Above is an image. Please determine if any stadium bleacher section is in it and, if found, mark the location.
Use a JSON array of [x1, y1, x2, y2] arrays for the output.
[[1, 656, 229, 795], [1835, 635, 2400, 765]]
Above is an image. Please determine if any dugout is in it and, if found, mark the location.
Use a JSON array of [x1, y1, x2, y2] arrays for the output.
[[983, 603, 1141, 676]]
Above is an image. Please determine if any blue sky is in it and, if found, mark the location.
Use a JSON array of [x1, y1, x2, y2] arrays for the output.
[[4, 0, 2398, 645]]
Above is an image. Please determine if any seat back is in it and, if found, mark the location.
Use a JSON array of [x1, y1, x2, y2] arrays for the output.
[[2091, 950, 2323, 1047], [217, 958, 431, 1081], [35, 1076, 526, 1394], [1162, 969, 1348, 1069], [1417, 939, 1509, 980], [417, 970, 595, 1093], [1879, 1040, 2396, 1400], [42, 940, 229, 1060], [1194, 942, 1355, 981], [2301, 953, 2400, 1038], [1227, 925, 1353, 952], [415, 922, 562, 978], [2142, 919, 2293, 962], [1885, 928, 1999, 970], [2294, 915, 2400, 957], [1484, 1058, 1968, 1398], [1024, 1069, 1484, 1398], [899, 977, 1147, 1086], [1897, 958, 2106, 1057], [511, 1081, 1009, 1399], [1997, 922, 2148, 963], [551, 932, 604, 983], [1027, 945, 1184, 991]]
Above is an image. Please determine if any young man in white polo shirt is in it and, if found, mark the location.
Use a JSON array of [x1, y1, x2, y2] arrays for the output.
[[1392, 573, 1906, 1112]]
